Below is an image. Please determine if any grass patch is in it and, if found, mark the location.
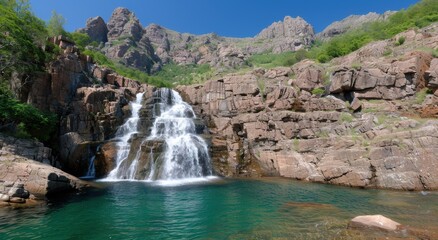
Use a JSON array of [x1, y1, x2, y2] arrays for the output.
[[311, 88, 325, 96], [257, 77, 266, 101], [248, 51, 300, 68], [415, 87, 430, 104], [340, 113, 354, 123]]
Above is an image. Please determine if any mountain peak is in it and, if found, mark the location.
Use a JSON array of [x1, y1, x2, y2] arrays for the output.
[[107, 7, 143, 41], [256, 15, 315, 39]]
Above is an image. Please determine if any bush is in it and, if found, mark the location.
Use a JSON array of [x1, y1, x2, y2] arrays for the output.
[[396, 36, 406, 46], [311, 88, 325, 96], [0, 88, 57, 141]]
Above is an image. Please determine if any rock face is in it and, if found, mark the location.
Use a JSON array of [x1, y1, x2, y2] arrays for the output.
[[317, 12, 394, 41], [349, 215, 401, 232], [255, 16, 315, 53], [0, 134, 87, 207], [177, 25, 438, 190], [79, 16, 108, 43], [104, 7, 159, 73], [18, 34, 156, 177]]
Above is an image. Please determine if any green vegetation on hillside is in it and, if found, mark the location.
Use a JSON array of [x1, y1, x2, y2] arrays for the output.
[[248, 0, 438, 66], [0, 1, 48, 82], [247, 49, 308, 68], [82, 49, 171, 87], [0, 1, 58, 141], [312, 0, 438, 63], [153, 63, 213, 85], [0, 87, 57, 141]]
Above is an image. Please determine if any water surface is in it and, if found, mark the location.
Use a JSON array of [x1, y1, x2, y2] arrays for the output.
[[1, 178, 437, 239]]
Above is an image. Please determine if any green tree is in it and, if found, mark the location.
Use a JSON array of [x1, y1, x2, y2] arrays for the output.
[[47, 10, 66, 37], [0, 4, 46, 83]]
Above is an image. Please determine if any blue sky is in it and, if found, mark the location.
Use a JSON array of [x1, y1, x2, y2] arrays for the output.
[[29, 0, 420, 37]]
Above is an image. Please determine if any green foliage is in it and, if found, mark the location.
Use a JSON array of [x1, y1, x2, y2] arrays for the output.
[[47, 10, 66, 37], [311, 88, 325, 96], [415, 87, 429, 104], [433, 49, 438, 58], [153, 63, 213, 85], [396, 36, 406, 46], [0, 2, 48, 84], [247, 51, 304, 68], [339, 112, 354, 123], [70, 32, 98, 50], [83, 49, 171, 87], [311, 0, 438, 62], [351, 62, 361, 70], [256, 77, 266, 101], [0, 87, 57, 141]]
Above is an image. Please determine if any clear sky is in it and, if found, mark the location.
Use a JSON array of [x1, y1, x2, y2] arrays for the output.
[[29, 0, 420, 38]]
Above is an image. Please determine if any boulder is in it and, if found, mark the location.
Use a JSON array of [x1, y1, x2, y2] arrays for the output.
[[348, 215, 402, 232], [0, 154, 88, 204]]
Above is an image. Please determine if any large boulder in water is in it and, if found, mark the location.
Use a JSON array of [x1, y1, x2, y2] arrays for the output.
[[0, 154, 88, 207], [348, 215, 402, 232]]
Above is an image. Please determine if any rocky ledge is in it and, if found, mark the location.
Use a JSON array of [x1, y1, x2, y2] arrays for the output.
[[0, 134, 88, 208]]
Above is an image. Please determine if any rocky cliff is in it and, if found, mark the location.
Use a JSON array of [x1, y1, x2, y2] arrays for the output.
[[79, 8, 316, 71], [177, 24, 438, 190]]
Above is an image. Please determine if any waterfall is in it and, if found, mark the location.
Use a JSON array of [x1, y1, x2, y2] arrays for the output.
[[104, 89, 212, 182], [106, 92, 144, 180], [86, 156, 96, 177], [147, 88, 212, 180]]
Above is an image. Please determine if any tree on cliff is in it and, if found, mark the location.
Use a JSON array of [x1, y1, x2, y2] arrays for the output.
[[47, 10, 66, 37], [0, 3, 47, 86], [0, 1, 56, 141]]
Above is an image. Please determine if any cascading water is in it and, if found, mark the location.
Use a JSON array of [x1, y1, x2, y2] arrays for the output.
[[106, 92, 144, 180], [105, 89, 212, 182], [147, 88, 212, 180]]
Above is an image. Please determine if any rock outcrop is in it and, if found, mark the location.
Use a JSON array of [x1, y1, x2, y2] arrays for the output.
[[79, 16, 108, 43], [255, 16, 315, 53], [317, 12, 394, 41], [0, 134, 87, 207], [104, 7, 159, 73]]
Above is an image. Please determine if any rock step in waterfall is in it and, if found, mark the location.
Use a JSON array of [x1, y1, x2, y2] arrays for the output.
[[105, 88, 212, 181]]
